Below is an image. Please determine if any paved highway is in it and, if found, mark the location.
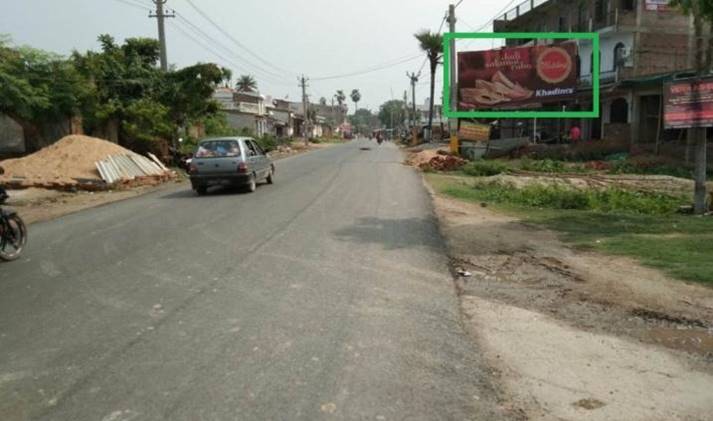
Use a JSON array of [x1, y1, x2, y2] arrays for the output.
[[0, 139, 502, 420]]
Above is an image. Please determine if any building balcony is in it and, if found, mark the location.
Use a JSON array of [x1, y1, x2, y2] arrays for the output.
[[237, 102, 264, 115], [579, 70, 619, 87]]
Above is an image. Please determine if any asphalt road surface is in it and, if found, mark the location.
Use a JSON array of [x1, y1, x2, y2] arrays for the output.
[[0, 139, 502, 421]]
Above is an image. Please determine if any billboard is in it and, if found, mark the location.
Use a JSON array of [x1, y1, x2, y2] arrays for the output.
[[664, 76, 713, 129], [457, 43, 578, 110]]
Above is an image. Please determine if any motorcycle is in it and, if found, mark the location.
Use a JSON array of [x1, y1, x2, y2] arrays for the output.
[[0, 168, 27, 261]]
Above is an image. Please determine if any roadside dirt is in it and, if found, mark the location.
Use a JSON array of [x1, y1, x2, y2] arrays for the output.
[[423, 180, 713, 421], [5, 181, 184, 225]]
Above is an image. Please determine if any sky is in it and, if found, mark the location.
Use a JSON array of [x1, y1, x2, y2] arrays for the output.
[[0, 0, 514, 112]]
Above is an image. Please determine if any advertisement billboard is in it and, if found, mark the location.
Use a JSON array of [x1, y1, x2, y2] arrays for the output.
[[457, 42, 578, 110], [664, 76, 713, 129]]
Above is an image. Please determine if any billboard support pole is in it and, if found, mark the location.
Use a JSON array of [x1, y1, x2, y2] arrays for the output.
[[448, 4, 459, 154]]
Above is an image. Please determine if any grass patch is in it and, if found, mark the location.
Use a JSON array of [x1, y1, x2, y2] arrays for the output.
[[426, 173, 713, 285], [445, 182, 684, 215], [461, 160, 510, 176], [519, 158, 589, 174]]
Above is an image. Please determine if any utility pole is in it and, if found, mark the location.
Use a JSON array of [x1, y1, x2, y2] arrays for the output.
[[406, 72, 420, 129], [448, 3, 459, 153], [298, 75, 310, 145], [150, 0, 175, 71]]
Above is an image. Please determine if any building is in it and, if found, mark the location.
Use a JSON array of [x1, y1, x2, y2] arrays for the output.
[[212, 88, 268, 136], [492, 0, 699, 144]]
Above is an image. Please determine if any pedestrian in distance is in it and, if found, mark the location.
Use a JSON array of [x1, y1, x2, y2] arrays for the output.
[[569, 123, 582, 144]]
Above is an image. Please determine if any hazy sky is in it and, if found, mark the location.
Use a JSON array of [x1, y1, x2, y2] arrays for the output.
[[1, 0, 513, 111]]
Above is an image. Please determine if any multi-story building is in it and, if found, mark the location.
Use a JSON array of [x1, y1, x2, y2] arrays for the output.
[[492, 0, 698, 144]]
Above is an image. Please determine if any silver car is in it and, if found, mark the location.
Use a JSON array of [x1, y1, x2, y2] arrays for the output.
[[188, 137, 274, 195]]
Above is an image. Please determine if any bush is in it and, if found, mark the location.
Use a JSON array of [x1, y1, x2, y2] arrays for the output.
[[521, 140, 629, 162], [462, 160, 510, 176], [472, 183, 684, 214], [256, 134, 278, 152]]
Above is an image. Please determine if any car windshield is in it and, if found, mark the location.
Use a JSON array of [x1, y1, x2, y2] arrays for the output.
[[195, 140, 240, 158]]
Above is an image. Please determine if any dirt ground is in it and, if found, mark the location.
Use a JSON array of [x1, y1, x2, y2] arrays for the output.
[[423, 180, 713, 421], [5, 181, 184, 225]]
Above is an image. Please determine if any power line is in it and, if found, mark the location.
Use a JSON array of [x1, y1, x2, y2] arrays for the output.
[[311, 54, 421, 81], [171, 18, 294, 87], [182, 0, 293, 78], [111, 0, 152, 11]]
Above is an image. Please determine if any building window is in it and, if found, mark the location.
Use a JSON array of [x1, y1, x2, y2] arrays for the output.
[[558, 16, 567, 32], [610, 98, 629, 123], [622, 0, 635, 11], [613, 42, 626, 71]]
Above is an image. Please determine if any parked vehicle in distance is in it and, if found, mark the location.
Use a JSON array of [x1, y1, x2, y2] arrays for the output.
[[188, 137, 274, 195]]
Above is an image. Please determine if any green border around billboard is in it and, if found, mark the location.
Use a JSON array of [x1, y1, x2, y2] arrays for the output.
[[443, 32, 600, 119]]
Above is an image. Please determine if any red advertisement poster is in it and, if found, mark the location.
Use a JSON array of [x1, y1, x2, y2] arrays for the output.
[[457, 43, 578, 110], [664, 77, 713, 129]]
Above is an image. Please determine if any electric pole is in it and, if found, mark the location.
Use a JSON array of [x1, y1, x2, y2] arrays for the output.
[[447, 4, 459, 153], [406, 71, 420, 129], [150, 0, 175, 71], [298, 75, 310, 145]]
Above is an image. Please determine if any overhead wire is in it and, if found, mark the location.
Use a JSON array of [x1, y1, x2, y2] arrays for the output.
[[311, 54, 421, 81], [182, 0, 294, 78], [111, 0, 152, 12], [171, 17, 295, 87]]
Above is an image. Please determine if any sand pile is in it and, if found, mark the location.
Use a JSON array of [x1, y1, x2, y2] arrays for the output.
[[0, 135, 140, 189]]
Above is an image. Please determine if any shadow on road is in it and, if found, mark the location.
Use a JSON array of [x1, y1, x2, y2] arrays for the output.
[[333, 216, 443, 251], [159, 186, 249, 199]]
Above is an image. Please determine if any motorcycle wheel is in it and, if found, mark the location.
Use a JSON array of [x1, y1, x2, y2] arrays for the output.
[[0, 214, 27, 261]]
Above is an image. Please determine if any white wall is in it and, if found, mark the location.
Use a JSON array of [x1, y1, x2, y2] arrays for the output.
[[579, 32, 634, 78]]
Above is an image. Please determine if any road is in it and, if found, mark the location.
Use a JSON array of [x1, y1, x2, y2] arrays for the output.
[[0, 140, 501, 421]]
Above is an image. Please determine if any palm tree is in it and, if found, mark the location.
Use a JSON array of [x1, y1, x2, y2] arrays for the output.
[[350, 89, 361, 114], [335, 90, 346, 107], [235, 74, 257, 92], [414, 30, 443, 141]]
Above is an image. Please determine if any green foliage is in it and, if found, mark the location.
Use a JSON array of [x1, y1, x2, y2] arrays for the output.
[[0, 34, 230, 155], [444, 182, 684, 215], [378, 100, 407, 128], [256, 134, 278, 152], [523, 140, 629, 161], [203, 113, 239, 137], [519, 158, 588, 173], [428, 172, 713, 285], [461, 160, 509, 176], [335, 90, 346, 107], [350, 89, 361, 106], [0, 38, 89, 124], [349, 108, 379, 134], [235, 74, 257, 92]]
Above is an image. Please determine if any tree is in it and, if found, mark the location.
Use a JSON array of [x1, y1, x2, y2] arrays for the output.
[[414, 30, 443, 141], [378, 100, 407, 129], [335, 90, 346, 107], [350, 89, 361, 114], [0, 37, 89, 149], [349, 108, 379, 135], [235, 74, 257, 92], [670, 0, 712, 214], [319, 97, 327, 105]]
